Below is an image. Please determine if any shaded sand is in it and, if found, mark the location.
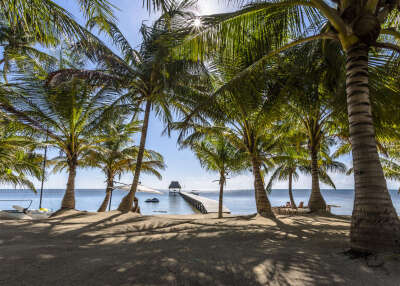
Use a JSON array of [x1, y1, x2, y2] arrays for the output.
[[0, 211, 399, 286]]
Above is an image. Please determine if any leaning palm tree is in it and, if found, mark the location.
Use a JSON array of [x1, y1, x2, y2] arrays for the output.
[[181, 0, 400, 252], [185, 133, 245, 218], [0, 78, 121, 210], [80, 119, 165, 212], [48, 0, 207, 212]]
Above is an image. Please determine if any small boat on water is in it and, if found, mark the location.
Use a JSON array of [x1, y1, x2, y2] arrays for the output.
[[145, 198, 160, 203]]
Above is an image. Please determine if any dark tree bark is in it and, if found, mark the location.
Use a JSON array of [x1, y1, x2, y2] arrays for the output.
[[118, 100, 151, 212], [61, 156, 77, 210], [288, 171, 297, 209], [308, 147, 327, 211], [98, 175, 114, 212], [252, 157, 275, 218], [218, 172, 225, 219], [346, 43, 400, 252]]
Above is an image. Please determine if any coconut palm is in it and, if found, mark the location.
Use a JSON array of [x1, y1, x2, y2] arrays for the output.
[[0, 21, 59, 82], [80, 119, 165, 212], [175, 66, 283, 218], [275, 42, 347, 212], [267, 142, 309, 209], [0, 0, 115, 45], [0, 119, 42, 190], [181, 0, 400, 252], [185, 133, 245, 218], [267, 138, 346, 209], [48, 0, 207, 212], [173, 42, 289, 218], [0, 77, 122, 210]]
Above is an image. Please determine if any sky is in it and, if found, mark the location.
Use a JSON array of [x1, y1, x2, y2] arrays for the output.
[[15, 0, 398, 191]]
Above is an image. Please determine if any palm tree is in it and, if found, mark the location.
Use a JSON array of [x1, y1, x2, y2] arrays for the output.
[[0, 119, 42, 190], [173, 41, 290, 218], [0, 78, 121, 210], [267, 138, 346, 209], [267, 142, 309, 209], [0, 0, 115, 45], [175, 65, 283, 217], [0, 0, 171, 45], [80, 119, 165, 212], [181, 0, 400, 252], [0, 21, 59, 82], [185, 134, 245, 218], [48, 1, 207, 212], [275, 42, 347, 212]]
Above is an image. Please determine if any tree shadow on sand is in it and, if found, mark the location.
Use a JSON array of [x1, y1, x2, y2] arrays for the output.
[[0, 212, 399, 286]]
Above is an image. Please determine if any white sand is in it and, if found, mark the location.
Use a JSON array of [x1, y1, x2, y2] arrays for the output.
[[0, 210, 399, 285]]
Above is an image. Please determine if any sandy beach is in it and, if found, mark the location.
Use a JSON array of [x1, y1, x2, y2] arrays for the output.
[[1, 211, 399, 286]]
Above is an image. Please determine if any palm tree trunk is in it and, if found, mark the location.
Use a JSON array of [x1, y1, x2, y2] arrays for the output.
[[61, 158, 77, 210], [252, 157, 275, 218], [346, 43, 400, 252], [288, 171, 297, 209], [308, 146, 326, 211], [98, 176, 114, 212], [218, 173, 224, 219], [118, 100, 151, 212]]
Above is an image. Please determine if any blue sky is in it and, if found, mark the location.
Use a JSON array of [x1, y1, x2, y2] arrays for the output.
[[18, 0, 397, 191]]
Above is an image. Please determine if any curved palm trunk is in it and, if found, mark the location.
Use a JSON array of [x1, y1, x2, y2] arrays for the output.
[[346, 43, 400, 252], [308, 147, 326, 211], [61, 158, 77, 210], [98, 176, 114, 212], [288, 171, 297, 209], [252, 157, 275, 218], [118, 100, 151, 212], [218, 172, 224, 219]]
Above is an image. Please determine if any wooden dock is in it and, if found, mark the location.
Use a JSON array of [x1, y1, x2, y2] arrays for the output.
[[180, 192, 230, 214]]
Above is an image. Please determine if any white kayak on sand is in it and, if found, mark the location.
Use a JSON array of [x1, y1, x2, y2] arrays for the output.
[[0, 205, 52, 220], [0, 210, 33, 220]]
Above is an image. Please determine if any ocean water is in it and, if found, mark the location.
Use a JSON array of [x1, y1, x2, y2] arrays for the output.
[[0, 188, 399, 216]]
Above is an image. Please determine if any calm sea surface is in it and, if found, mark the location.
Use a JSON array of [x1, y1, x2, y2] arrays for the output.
[[0, 189, 399, 216]]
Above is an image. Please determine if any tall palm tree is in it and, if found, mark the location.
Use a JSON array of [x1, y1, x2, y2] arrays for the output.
[[80, 119, 165, 212], [174, 43, 287, 218], [185, 133, 245, 218], [0, 78, 121, 210], [181, 0, 400, 252], [262, 40, 346, 212], [175, 69, 283, 217], [49, 0, 207, 212]]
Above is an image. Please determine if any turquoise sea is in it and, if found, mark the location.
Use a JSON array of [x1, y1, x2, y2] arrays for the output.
[[0, 189, 399, 216]]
